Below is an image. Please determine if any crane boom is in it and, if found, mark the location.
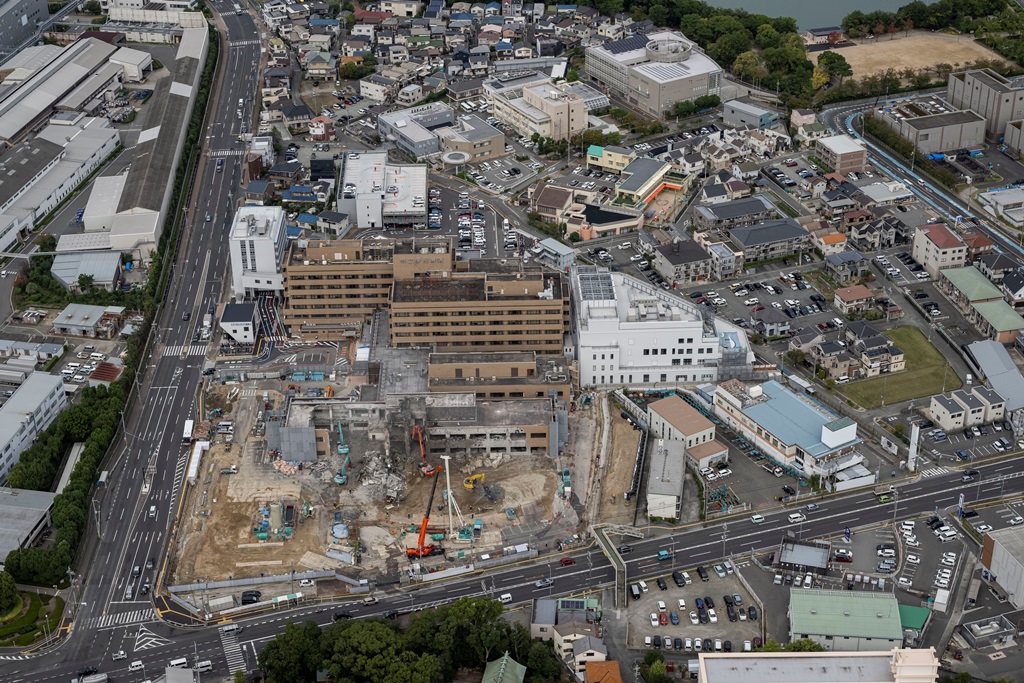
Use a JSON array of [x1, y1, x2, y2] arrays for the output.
[[412, 425, 439, 476], [407, 468, 443, 559]]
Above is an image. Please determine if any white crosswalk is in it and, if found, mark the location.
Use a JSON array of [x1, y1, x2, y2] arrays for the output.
[[241, 388, 261, 397], [920, 467, 947, 478], [87, 608, 156, 629], [171, 450, 189, 501], [220, 629, 246, 673], [230, 39, 260, 46], [210, 149, 249, 158], [163, 344, 210, 357]]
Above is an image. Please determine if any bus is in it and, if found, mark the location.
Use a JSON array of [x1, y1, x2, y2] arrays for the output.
[[182, 419, 194, 446]]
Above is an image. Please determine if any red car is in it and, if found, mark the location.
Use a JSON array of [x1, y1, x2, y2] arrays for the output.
[[659, 612, 669, 626], [560, 557, 576, 567]]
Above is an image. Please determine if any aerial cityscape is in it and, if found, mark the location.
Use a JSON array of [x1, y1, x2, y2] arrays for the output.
[[1, 0, 1024, 681]]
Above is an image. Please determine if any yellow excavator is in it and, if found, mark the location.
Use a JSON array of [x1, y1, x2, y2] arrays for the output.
[[463, 473, 484, 490]]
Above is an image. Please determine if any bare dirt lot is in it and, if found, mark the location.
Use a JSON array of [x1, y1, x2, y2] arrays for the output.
[[818, 34, 1005, 78], [596, 408, 641, 526]]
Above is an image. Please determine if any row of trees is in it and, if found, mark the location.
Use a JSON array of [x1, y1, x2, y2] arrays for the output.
[[257, 598, 563, 683], [841, 0, 1008, 38], [671, 93, 721, 118], [4, 26, 221, 586]]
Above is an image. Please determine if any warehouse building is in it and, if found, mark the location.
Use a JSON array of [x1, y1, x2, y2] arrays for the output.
[[788, 588, 904, 651], [947, 68, 1024, 139], [585, 31, 723, 119], [646, 439, 685, 521], [699, 649, 939, 683], [0, 373, 67, 481], [981, 527, 1024, 611]]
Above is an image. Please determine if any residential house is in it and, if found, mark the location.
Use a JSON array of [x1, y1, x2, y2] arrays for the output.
[[586, 144, 635, 173], [1001, 270, 1024, 310], [825, 250, 869, 285], [244, 180, 274, 205], [848, 217, 902, 252], [267, 160, 304, 188], [813, 340, 857, 381], [963, 230, 996, 260], [815, 232, 847, 256], [570, 637, 607, 676], [751, 308, 791, 337], [360, 74, 399, 102], [552, 620, 600, 660], [308, 116, 335, 141], [976, 252, 1020, 284], [532, 184, 573, 222], [833, 284, 874, 315], [303, 51, 336, 80], [930, 386, 1006, 431], [281, 103, 313, 129], [939, 265, 1024, 343], [652, 241, 712, 285]]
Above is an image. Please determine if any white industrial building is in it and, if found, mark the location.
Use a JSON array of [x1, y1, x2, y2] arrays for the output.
[[0, 115, 119, 256], [109, 47, 154, 83], [0, 373, 67, 481], [228, 206, 287, 300], [646, 439, 685, 521], [570, 265, 753, 388], [219, 303, 258, 343], [338, 152, 428, 229], [789, 589, 904, 651]]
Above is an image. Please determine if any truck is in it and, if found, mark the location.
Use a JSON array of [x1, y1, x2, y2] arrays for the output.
[[220, 465, 238, 475], [657, 550, 672, 561], [874, 484, 894, 502], [201, 314, 213, 340], [284, 504, 295, 527]]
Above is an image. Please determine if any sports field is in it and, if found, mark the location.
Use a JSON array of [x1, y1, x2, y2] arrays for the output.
[[841, 326, 961, 409], [818, 33, 1004, 79]]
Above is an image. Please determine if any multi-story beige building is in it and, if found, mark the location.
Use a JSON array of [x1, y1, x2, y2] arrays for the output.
[[437, 114, 505, 162], [947, 68, 1024, 139], [281, 237, 455, 337], [391, 268, 568, 352], [491, 80, 587, 141], [427, 351, 571, 401], [585, 31, 723, 119], [814, 135, 867, 175]]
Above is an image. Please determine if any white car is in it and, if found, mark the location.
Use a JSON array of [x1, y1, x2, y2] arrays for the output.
[[976, 524, 993, 533], [906, 539, 920, 548], [743, 298, 759, 306], [689, 611, 699, 625], [897, 577, 913, 589], [708, 608, 718, 623], [906, 555, 920, 565], [630, 254, 644, 262], [935, 579, 950, 588], [639, 580, 649, 593], [650, 613, 659, 627], [734, 289, 748, 297], [900, 521, 915, 531], [618, 242, 631, 250], [751, 514, 765, 524], [713, 298, 727, 305], [772, 301, 783, 309], [678, 598, 686, 610], [298, 579, 315, 587], [717, 468, 732, 478], [1009, 516, 1024, 526], [903, 534, 917, 543], [941, 557, 956, 567], [705, 472, 718, 482]]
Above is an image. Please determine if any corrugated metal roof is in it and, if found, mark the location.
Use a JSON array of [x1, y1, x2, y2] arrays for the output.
[[789, 588, 902, 640]]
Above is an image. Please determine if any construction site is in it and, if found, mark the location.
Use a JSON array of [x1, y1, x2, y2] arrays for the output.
[[168, 346, 589, 604]]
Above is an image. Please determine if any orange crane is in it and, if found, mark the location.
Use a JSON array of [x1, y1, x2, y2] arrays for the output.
[[412, 425, 440, 476], [407, 470, 444, 559]]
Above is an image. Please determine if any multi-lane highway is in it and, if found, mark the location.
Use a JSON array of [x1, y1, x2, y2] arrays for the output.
[[0, 4, 262, 681]]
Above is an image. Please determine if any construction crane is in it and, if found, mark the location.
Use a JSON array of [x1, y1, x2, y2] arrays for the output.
[[407, 469, 444, 559], [412, 425, 440, 476], [337, 422, 350, 455], [463, 473, 484, 490]]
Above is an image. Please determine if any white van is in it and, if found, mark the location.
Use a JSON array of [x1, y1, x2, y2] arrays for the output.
[[149, 506, 156, 518], [788, 513, 806, 523], [90, 353, 107, 361], [169, 657, 189, 668], [221, 623, 242, 634], [939, 530, 958, 543], [128, 661, 144, 672], [498, 593, 513, 604], [194, 661, 213, 673]]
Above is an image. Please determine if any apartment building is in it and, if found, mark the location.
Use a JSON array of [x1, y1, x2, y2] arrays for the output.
[[651, 240, 713, 286], [436, 114, 505, 162], [929, 385, 1005, 431], [911, 222, 967, 277], [947, 68, 1024, 138], [585, 31, 723, 119], [228, 206, 288, 300], [427, 351, 571, 401], [281, 237, 454, 337], [390, 269, 568, 352], [585, 144, 635, 173], [814, 135, 867, 175], [491, 79, 587, 141]]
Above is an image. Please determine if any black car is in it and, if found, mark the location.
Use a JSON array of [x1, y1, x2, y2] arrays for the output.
[[383, 610, 398, 620], [674, 637, 683, 650], [748, 606, 758, 620], [782, 485, 796, 495], [963, 428, 974, 439], [656, 578, 668, 591], [723, 594, 734, 606], [146, 557, 155, 569], [962, 509, 979, 518], [703, 638, 713, 652], [724, 640, 733, 652], [672, 570, 686, 587], [697, 566, 709, 582], [242, 590, 262, 599], [698, 610, 709, 624], [617, 545, 632, 554], [333, 612, 353, 621], [182, 312, 191, 321], [704, 596, 714, 609], [78, 667, 98, 676], [726, 604, 737, 622], [653, 635, 662, 649]]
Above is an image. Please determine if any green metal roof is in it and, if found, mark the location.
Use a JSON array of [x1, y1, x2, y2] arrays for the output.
[[587, 144, 604, 156], [789, 588, 903, 640], [941, 266, 1002, 302], [481, 652, 527, 683], [973, 300, 1024, 332], [899, 603, 930, 630]]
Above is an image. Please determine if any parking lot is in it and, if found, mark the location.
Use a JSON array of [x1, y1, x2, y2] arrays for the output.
[[626, 562, 762, 653], [466, 154, 541, 193], [699, 271, 837, 334]]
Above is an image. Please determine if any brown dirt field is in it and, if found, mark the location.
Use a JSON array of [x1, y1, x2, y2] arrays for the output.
[[820, 34, 1005, 79], [596, 412, 641, 525]]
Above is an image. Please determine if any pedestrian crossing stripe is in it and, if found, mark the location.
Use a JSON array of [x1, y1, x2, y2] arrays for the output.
[[87, 608, 157, 629], [135, 624, 173, 651], [220, 630, 246, 673], [229, 39, 260, 46], [920, 467, 946, 478], [162, 344, 209, 357], [210, 149, 248, 158], [171, 451, 189, 501]]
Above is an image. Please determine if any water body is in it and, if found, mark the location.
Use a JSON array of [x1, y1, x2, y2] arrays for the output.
[[703, 0, 905, 31]]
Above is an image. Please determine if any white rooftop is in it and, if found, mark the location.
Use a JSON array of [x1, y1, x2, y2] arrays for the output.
[[229, 205, 286, 241], [818, 134, 865, 156]]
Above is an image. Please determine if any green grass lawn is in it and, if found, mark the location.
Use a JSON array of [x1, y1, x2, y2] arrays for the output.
[[841, 326, 962, 409]]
